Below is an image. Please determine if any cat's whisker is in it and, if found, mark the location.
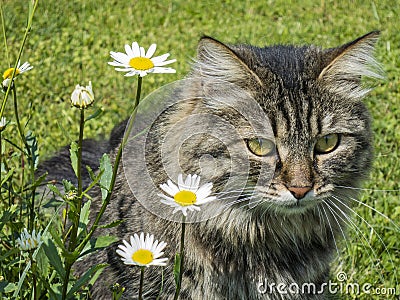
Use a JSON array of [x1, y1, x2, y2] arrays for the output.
[[323, 199, 348, 245], [316, 206, 327, 239], [330, 195, 398, 284], [216, 192, 255, 204], [221, 195, 255, 210], [338, 193, 400, 231], [320, 201, 340, 257], [212, 187, 255, 196], [335, 184, 400, 193], [324, 199, 387, 284]]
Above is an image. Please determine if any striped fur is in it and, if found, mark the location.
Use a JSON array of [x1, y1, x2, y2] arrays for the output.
[[41, 32, 381, 299]]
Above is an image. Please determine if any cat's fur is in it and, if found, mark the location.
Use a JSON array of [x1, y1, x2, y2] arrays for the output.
[[40, 32, 383, 299]]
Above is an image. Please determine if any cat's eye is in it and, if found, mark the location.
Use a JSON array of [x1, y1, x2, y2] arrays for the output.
[[315, 134, 340, 154], [246, 138, 275, 156]]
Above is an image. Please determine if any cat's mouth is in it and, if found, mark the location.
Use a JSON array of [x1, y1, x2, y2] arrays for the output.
[[250, 188, 330, 214]]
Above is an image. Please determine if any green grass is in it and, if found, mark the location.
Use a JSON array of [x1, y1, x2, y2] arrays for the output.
[[1, 0, 399, 299]]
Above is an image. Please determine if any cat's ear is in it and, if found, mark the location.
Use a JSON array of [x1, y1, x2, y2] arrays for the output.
[[194, 36, 263, 88], [318, 31, 384, 99]]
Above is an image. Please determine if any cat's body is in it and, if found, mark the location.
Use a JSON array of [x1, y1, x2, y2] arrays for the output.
[[40, 32, 382, 299]]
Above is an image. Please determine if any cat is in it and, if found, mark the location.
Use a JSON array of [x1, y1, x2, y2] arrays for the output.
[[39, 31, 383, 299]]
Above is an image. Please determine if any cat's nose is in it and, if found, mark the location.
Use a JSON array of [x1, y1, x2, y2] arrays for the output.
[[288, 186, 312, 199]]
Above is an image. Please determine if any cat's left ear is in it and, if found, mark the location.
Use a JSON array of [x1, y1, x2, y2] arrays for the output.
[[318, 31, 384, 99], [194, 36, 263, 88]]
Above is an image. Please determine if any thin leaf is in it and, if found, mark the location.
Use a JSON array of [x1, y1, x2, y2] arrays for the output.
[[0, 167, 14, 185], [43, 238, 65, 279], [69, 141, 79, 178], [85, 107, 103, 122], [99, 154, 112, 201], [26, 130, 39, 168], [79, 235, 119, 258], [66, 263, 108, 297], [0, 282, 17, 293], [47, 183, 63, 198], [174, 253, 181, 288], [77, 200, 91, 240], [98, 219, 124, 229]]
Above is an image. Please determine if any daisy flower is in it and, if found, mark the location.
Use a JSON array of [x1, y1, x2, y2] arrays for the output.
[[116, 232, 168, 267], [70, 81, 94, 109], [158, 174, 217, 216], [2, 61, 33, 88], [16, 228, 42, 251], [3, 61, 33, 80], [108, 42, 176, 77]]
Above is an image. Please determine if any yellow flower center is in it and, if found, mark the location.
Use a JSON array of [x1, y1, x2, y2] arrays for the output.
[[3, 68, 20, 80], [132, 249, 154, 265], [129, 57, 154, 71], [174, 190, 197, 206]]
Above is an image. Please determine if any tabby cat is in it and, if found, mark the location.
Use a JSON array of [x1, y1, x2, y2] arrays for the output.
[[40, 31, 383, 299]]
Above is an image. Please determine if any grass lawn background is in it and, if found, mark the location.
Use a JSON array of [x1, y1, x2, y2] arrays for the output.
[[1, 0, 399, 298]]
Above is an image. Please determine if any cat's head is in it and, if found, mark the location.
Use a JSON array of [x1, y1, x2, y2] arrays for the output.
[[125, 32, 383, 221], [187, 32, 383, 215]]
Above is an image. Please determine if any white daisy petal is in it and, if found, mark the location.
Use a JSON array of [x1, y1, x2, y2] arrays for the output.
[[152, 67, 176, 73], [146, 44, 157, 58], [160, 180, 179, 196], [158, 194, 175, 203], [70, 81, 94, 109], [153, 258, 168, 266], [196, 196, 217, 205], [124, 71, 138, 77], [177, 174, 185, 189], [131, 42, 140, 56], [16, 228, 42, 251], [139, 46, 146, 57], [158, 173, 217, 216], [116, 232, 168, 267], [109, 42, 176, 77], [153, 58, 177, 67], [184, 174, 192, 187], [151, 53, 170, 63], [125, 44, 134, 57], [110, 52, 130, 63]]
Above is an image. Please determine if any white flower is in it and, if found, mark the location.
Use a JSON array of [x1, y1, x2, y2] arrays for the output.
[[3, 61, 33, 80], [16, 228, 42, 251], [0, 117, 6, 131], [116, 232, 168, 267], [108, 42, 176, 77], [2, 78, 11, 89], [2, 61, 33, 88], [71, 81, 94, 109], [158, 174, 217, 216]]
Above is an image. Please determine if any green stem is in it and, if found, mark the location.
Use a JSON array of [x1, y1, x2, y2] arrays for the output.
[[76, 76, 143, 254], [0, 131, 2, 203], [12, 84, 37, 232], [29, 251, 37, 300], [61, 109, 85, 300], [0, 5, 10, 65], [0, 0, 39, 121], [174, 217, 186, 300], [134, 76, 142, 108], [12, 85, 30, 154], [13, 83, 37, 232], [138, 266, 145, 300], [68, 108, 85, 250]]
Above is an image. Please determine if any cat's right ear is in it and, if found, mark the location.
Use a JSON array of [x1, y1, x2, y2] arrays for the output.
[[318, 31, 384, 99], [194, 36, 263, 88]]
